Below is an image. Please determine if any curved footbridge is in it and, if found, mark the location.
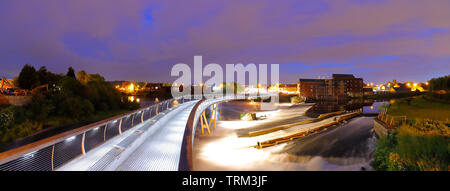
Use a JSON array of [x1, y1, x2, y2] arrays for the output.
[[0, 94, 273, 171]]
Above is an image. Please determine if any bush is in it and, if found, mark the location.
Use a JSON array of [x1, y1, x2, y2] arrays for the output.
[[0, 106, 15, 128], [372, 125, 449, 171], [372, 132, 397, 171], [1, 121, 42, 143]]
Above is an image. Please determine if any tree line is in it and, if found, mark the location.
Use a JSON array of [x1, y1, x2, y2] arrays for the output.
[[0, 64, 139, 145]]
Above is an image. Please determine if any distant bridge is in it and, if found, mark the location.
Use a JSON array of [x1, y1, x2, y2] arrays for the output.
[[0, 93, 274, 171]]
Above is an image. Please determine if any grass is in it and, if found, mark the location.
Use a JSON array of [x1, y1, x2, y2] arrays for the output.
[[384, 96, 450, 121], [372, 125, 449, 171], [372, 94, 450, 171]]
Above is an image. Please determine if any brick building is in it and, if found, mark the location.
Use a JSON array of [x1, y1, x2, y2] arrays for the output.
[[299, 74, 364, 100]]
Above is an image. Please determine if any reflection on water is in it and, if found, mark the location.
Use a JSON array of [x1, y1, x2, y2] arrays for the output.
[[306, 99, 387, 117], [127, 96, 140, 103], [362, 101, 388, 114], [218, 101, 262, 120], [127, 96, 156, 108]]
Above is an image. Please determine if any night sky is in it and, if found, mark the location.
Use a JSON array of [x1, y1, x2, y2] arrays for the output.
[[1, 0, 449, 84]]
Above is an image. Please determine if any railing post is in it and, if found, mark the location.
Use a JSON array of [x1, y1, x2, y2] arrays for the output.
[[51, 145, 55, 171], [103, 123, 108, 141], [118, 118, 123, 135], [81, 132, 86, 155]]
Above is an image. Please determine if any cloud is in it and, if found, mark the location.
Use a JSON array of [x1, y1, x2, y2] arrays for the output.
[[0, 0, 449, 83]]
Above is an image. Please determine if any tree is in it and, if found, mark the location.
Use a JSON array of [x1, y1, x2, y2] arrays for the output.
[[66, 67, 76, 78], [36, 66, 48, 85], [60, 76, 84, 97], [77, 70, 104, 84], [17, 64, 38, 89], [77, 70, 87, 84]]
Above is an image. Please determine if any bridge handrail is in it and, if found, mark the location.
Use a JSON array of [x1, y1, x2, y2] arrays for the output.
[[0, 95, 195, 171]]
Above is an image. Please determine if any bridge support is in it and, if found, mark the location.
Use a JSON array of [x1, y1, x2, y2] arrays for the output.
[[200, 104, 218, 135], [200, 111, 210, 135], [209, 104, 218, 130]]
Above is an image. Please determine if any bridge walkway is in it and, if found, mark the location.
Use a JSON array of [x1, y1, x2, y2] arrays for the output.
[[116, 101, 196, 171]]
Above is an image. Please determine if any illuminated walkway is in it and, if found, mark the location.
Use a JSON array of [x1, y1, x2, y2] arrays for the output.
[[116, 102, 195, 171], [58, 101, 198, 171]]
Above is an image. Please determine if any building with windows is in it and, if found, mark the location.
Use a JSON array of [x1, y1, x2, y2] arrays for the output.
[[299, 74, 364, 100]]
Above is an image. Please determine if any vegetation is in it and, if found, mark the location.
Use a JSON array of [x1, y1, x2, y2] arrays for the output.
[[372, 124, 449, 171], [17, 64, 38, 89], [66, 67, 76, 78], [373, 75, 450, 171], [382, 96, 450, 121], [0, 65, 139, 146], [364, 91, 423, 100], [428, 75, 450, 92]]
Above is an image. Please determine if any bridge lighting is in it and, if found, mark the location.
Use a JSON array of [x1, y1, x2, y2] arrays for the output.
[[24, 150, 38, 159], [66, 136, 76, 142]]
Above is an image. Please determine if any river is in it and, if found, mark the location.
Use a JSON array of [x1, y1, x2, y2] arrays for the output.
[[193, 99, 387, 171]]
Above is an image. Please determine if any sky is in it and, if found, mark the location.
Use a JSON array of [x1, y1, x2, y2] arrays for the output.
[[1, 0, 449, 84]]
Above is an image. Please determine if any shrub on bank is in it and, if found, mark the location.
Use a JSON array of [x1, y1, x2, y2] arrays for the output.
[[372, 124, 449, 171]]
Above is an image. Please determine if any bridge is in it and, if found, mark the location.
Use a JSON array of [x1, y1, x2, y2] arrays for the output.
[[0, 93, 274, 171]]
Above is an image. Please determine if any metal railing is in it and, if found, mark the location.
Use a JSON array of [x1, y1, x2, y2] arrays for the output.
[[377, 111, 407, 129], [0, 95, 195, 171], [0, 93, 275, 171]]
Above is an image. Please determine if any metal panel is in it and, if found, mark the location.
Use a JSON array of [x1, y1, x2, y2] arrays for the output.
[[143, 108, 151, 121], [121, 115, 134, 132], [133, 111, 142, 126], [84, 125, 106, 152], [105, 120, 120, 140], [53, 134, 83, 168], [0, 146, 53, 171], [158, 103, 164, 113]]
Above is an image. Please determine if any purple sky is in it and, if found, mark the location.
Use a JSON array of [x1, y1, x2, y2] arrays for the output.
[[1, 0, 449, 84]]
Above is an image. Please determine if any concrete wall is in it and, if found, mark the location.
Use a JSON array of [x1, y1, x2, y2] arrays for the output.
[[0, 95, 31, 106], [373, 118, 389, 138]]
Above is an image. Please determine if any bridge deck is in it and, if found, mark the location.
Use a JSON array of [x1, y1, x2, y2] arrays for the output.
[[116, 102, 195, 171], [57, 101, 197, 171]]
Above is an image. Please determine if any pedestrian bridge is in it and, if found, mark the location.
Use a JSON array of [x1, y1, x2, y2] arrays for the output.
[[0, 93, 274, 171]]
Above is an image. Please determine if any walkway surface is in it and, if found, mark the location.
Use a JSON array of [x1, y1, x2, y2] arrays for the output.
[[116, 102, 195, 171], [58, 101, 197, 171]]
